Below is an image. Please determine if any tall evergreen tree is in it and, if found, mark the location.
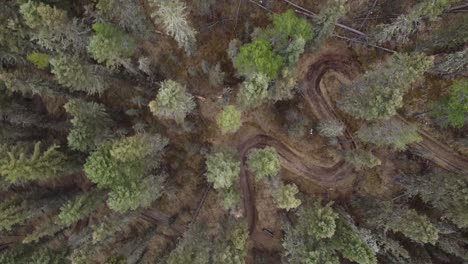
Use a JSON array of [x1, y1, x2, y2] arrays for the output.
[[432, 79, 468, 128], [312, 0, 347, 47], [57, 190, 106, 226], [338, 53, 432, 120]]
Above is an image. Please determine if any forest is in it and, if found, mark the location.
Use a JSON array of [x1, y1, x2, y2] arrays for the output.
[[0, 0, 467, 263]]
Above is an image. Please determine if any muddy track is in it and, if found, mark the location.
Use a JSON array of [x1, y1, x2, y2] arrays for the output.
[[239, 54, 468, 234]]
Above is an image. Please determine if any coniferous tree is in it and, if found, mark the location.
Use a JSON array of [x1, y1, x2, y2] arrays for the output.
[[205, 150, 240, 190], [149, 80, 196, 124], [149, 0, 197, 54], [0, 196, 29, 231], [27, 52, 50, 70], [212, 221, 249, 264], [372, 0, 461, 44], [166, 224, 211, 264], [64, 99, 114, 152], [312, 0, 347, 47], [432, 79, 467, 128], [50, 55, 106, 95], [247, 147, 281, 181], [268, 68, 298, 102], [356, 119, 422, 150], [234, 38, 283, 79], [216, 105, 242, 134], [399, 172, 468, 229], [432, 48, 468, 76], [317, 119, 345, 138], [237, 73, 270, 110], [343, 149, 381, 169], [0, 142, 68, 183], [57, 190, 106, 226], [87, 23, 136, 69], [338, 53, 432, 120], [273, 183, 301, 211]]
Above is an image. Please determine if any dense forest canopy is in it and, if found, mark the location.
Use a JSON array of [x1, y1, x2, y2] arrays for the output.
[[0, 0, 467, 263]]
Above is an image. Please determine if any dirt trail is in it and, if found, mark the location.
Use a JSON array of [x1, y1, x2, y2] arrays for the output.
[[239, 54, 468, 234]]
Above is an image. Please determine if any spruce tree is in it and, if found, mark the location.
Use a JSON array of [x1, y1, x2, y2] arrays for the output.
[[0, 196, 29, 231], [166, 224, 211, 264], [205, 150, 240, 190], [149, 80, 196, 124], [317, 119, 345, 138], [247, 147, 281, 181], [149, 0, 197, 54], [273, 183, 302, 211], [64, 99, 114, 152], [338, 53, 432, 120], [432, 48, 468, 76], [343, 149, 381, 169], [237, 73, 270, 110], [313, 0, 347, 47], [432, 79, 468, 128], [58, 190, 106, 226], [0, 142, 68, 183], [216, 105, 242, 134], [87, 23, 136, 69]]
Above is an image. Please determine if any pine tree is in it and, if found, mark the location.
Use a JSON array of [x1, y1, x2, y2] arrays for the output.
[[96, 0, 153, 36], [317, 119, 345, 138], [0, 196, 29, 231], [50, 55, 106, 95], [0, 142, 68, 183], [313, 0, 347, 47], [166, 224, 211, 264], [57, 190, 106, 226], [87, 23, 136, 69], [356, 119, 422, 150], [149, 80, 196, 124], [273, 183, 302, 211], [64, 99, 113, 152], [343, 149, 381, 169], [432, 48, 468, 76], [268, 68, 298, 102], [212, 221, 249, 264], [372, 0, 460, 44], [247, 147, 281, 181], [432, 79, 468, 128], [399, 172, 468, 229], [205, 150, 240, 190], [149, 0, 197, 54], [338, 53, 433, 120], [237, 73, 270, 110], [216, 105, 242, 134]]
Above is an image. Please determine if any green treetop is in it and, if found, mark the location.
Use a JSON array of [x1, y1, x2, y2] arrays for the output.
[[50, 55, 106, 95], [300, 200, 338, 239], [64, 99, 114, 152], [205, 150, 240, 190], [0, 142, 68, 183], [313, 0, 347, 47], [216, 105, 242, 134], [432, 79, 468, 128], [343, 149, 381, 170], [273, 183, 302, 211], [234, 38, 283, 79], [270, 9, 314, 43], [247, 147, 281, 181], [27, 52, 50, 70], [0, 196, 29, 232], [166, 224, 211, 264], [338, 53, 433, 120], [57, 190, 105, 226], [88, 23, 136, 69], [237, 73, 270, 110], [149, 80, 196, 124], [356, 119, 422, 151]]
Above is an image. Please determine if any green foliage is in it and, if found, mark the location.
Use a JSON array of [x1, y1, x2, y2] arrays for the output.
[[0, 196, 29, 231], [343, 149, 381, 169], [268, 68, 298, 102], [387, 208, 439, 244], [148, 80, 196, 124], [273, 183, 301, 211], [234, 38, 283, 79], [356, 119, 422, 150], [317, 119, 345, 138], [218, 187, 241, 210], [0, 245, 68, 264], [400, 172, 468, 229], [58, 190, 105, 226], [0, 142, 68, 183], [88, 23, 135, 68], [300, 200, 338, 239], [84, 134, 167, 213], [216, 105, 242, 134], [313, 0, 347, 47], [50, 55, 106, 95], [247, 147, 281, 181], [149, 0, 197, 54], [23, 219, 67, 243], [213, 221, 249, 264], [166, 224, 211, 264], [331, 218, 377, 264], [432, 48, 468, 76], [270, 9, 314, 43], [64, 99, 113, 152], [372, 0, 460, 44], [338, 53, 433, 120], [237, 73, 270, 110], [27, 52, 50, 69], [433, 79, 468, 128], [96, 0, 153, 36], [205, 150, 240, 190]]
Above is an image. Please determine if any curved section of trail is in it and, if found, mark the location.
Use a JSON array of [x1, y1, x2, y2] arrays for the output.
[[239, 54, 468, 233]]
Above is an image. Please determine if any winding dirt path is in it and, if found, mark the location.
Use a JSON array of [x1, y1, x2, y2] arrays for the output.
[[239, 54, 468, 234]]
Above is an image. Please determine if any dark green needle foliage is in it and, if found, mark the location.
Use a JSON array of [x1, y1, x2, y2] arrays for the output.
[[338, 53, 432, 120], [343, 149, 381, 170], [0, 245, 68, 264], [88, 23, 136, 69], [312, 0, 347, 47], [432, 79, 468, 128], [0, 196, 29, 232], [58, 190, 106, 226], [64, 99, 114, 152], [166, 224, 211, 264], [0, 142, 68, 183]]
